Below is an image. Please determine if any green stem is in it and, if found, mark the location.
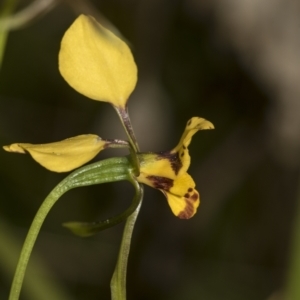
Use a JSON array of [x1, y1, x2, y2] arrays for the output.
[[9, 157, 131, 300], [113, 105, 140, 176], [9, 183, 66, 300], [111, 104, 143, 300], [111, 179, 144, 300], [0, 218, 72, 300]]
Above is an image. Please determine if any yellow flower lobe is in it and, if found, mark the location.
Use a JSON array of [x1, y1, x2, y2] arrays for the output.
[[136, 116, 214, 218], [166, 173, 199, 219], [59, 14, 137, 107], [172, 117, 214, 173], [3, 135, 107, 172]]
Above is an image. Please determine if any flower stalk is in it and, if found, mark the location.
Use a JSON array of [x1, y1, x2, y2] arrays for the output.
[[111, 104, 142, 299], [111, 179, 143, 300], [114, 105, 141, 175]]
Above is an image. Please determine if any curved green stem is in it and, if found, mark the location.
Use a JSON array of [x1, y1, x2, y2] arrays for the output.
[[9, 183, 65, 300], [111, 178, 144, 300], [9, 157, 131, 300]]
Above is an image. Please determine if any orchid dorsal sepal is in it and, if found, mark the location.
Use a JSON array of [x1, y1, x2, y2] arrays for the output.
[[59, 14, 137, 108], [3, 135, 129, 173], [63, 174, 142, 237]]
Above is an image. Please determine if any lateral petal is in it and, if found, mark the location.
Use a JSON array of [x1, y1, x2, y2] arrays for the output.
[[172, 117, 214, 172], [3, 135, 107, 172]]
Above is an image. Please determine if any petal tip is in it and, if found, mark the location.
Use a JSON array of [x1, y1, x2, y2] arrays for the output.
[[193, 117, 215, 130], [177, 191, 200, 219], [3, 143, 26, 153]]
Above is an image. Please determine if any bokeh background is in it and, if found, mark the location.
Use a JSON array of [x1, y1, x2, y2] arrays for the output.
[[1, 0, 300, 299]]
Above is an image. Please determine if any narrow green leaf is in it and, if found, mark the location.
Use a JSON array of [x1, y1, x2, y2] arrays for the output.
[[9, 156, 133, 300], [63, 181, 140, 236]]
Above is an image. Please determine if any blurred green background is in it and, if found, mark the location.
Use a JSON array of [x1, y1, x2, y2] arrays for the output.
[[1, 0, 300, 299]]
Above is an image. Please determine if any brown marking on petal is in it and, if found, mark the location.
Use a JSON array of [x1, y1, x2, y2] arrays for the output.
[[188, 188, 193, 192], [180, 152, 184, 157], [157, 151, 182, 175], [187, 120, 192, 126], [184, 193, 190, 198], [178, 200, 194, 219], [146, 175, 174, 191], [190, 192, 199, 202], [183, 145, 186, 149]]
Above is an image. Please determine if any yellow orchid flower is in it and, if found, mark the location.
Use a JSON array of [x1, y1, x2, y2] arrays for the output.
[[3, 15, 214, 220], [137, 117, 214, 219], [3, 117, 214, 219]]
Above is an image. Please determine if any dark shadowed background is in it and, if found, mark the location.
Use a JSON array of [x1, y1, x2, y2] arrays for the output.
[[1, 0, 300, 299]]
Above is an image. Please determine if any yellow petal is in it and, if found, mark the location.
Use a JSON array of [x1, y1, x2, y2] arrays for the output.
[[3, 135, 107, 172], [169, 172, 196, 195], [137, 153, 178, 185], [59, 14, 137, 107], [165, 173, 200, 219], [172, 117, 214, 172], [164, 192, 199, 219]]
